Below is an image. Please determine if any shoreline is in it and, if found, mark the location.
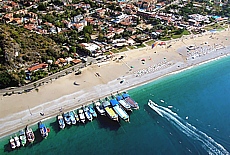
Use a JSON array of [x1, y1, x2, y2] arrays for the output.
[[0, 29, 230, 138]]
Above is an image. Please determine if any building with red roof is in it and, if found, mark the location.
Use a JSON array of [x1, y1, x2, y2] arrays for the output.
[[27, 63, 48, 72]]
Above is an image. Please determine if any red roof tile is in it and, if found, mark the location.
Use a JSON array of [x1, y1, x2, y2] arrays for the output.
[[28, 63, 48, 72]]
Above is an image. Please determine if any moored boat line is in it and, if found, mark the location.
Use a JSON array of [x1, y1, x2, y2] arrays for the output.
[[7, 93, 138, 151]]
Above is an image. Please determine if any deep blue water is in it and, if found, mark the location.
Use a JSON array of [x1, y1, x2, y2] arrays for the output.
[[1, 56, 230, 155]]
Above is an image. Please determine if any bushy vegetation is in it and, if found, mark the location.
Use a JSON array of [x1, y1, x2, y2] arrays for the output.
[[0, 24, 62, 88]]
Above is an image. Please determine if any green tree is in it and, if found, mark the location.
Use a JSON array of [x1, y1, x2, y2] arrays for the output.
[[70, 46, 76, 53], [83, 25, 93, 34], [37, 3, 46, 11], [98, 33, 104, 41], [84, 33, 91, 43]]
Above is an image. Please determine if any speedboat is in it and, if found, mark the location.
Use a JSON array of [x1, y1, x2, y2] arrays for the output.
[[14, 135, 20, 147], [78, 109, 85, 124], [89, 105, 97, 118], [25, 126, 35, 143], [83, 106, 93, 122], [9, 137, 16, 149], [57, 115, 65, 129], [19, 129, 27, 146], [38, 121, 48, 138], [63, 112, 71, 125], [69, 111, 77, 125], [94, 101, 105, 116]]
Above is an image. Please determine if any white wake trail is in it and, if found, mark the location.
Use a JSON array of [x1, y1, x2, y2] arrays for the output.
[[148, 100, 229, 155]]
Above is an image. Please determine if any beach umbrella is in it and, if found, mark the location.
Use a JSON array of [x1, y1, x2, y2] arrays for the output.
[[131, 66, 134, 68], [141, 58, 145, 61]]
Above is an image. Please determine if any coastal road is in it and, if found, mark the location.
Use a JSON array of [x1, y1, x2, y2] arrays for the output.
[[0, 63, 86, 95]]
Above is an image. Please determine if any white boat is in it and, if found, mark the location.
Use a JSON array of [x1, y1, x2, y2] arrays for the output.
[[110, 99, 129, 122], [73, 110, 80, 122], [83, 106, 93, 122], [116, 95, 132, 112], [57, 115, 65, 129], [38, 121, 48, 138], [26, 126, 35, 143], [89, 105, 97, 118], [148, 100, 163, 117], [63, 112, 71, 125], [9, 137, 16, 149], [14, 135, 20, 147], [168, 105, 173, 108], [69, 111, 77, 125], [78, 109, 85, 124], [94, 101, 106, 116], [19, 130, 27, 146]]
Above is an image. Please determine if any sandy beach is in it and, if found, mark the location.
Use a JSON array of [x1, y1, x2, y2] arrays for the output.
[[0, 28, 230, 138]]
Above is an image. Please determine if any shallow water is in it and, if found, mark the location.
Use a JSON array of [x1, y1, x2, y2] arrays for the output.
[[1, 56, 230, 155]]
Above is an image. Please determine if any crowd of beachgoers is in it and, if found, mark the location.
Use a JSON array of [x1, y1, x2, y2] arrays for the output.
[[133, 60, 171, 77]]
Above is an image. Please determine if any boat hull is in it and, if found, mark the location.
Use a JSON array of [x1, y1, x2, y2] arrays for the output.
[[112, 105, 129, 122], [38, 122, 48, 139], [26, 127, 35, 143]]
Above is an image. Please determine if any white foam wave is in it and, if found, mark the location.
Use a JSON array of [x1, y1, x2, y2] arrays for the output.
[[150, 102, 229, 155]]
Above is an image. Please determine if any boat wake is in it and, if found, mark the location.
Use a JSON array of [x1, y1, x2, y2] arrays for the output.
[[148, 100, 229, 155]]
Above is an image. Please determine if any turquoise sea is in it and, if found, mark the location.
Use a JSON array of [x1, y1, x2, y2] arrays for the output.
[[1, 56, 230, 155]]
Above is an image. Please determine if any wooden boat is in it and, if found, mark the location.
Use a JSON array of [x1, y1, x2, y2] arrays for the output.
[[14, 134, 20, 147], [110, 99, 129, 122], [89, 105, 97, 118], [116, 95, 132, 112], [94, 101, 105, 116], [122, 92, 139, 110], [63, 112, 71, 125], [26, 126, 35, 143], [38, 121, 48, 138], [73, 110, 80, 122], [83, 106, 93, 122], [102, 100, 118, 121], [69, 111, 77, 125], [78, 109, 85, 124], [9, 137, 16, 149], [57, 115, 65, 129], [19, 129, 27, 146]]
